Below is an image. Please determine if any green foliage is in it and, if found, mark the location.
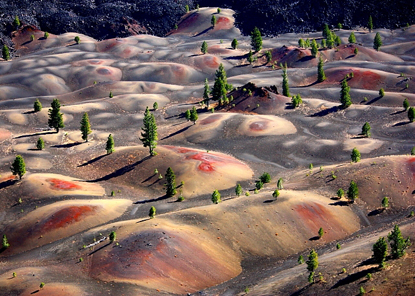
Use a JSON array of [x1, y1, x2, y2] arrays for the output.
[[366, 273, 372, 280], [272, 189, 280, 199], [379, 88, 385, 97], [12, 272, 16, 278], [336, 243, 341, 249], [351, 147, 361, 163], [342, 268, 346, 273], [311, 39, 318, 57], [260, 172, 271, 183], [282, 67, 290, 97], [305, 38, 310, 48], [349, 32, 356, 43], [410, 210, 414, 217], [308, 271, 315, 283], [36, 137, 45, 150], [403, 98, 410, 111], [347, 180, 359, 203], [40, 282, 45, 289], [235, 184, 242, 196], [140, 106, 158, 156], [190, 106, 198, 124], [149, 206, 156, 218], [362, 122, 371, 137], [318, 228, 324, 238], [185, 4, 189, 12], [327, 32, 335, 48], [340, 79, 352, 108], [247, 50, 253, 64], [411, 147, 415, 156], [165, 167, 177, 197], [2, 234, 10, 249], [203, 78, 210, 108], [13, 16, 21, 27], [106, 134, 115, 154], [211, 15, 216, 27], [298, 255, 304, 264], [185, 109, 191, 121], [30, 34, 35, 41], [109, 231, 116, 242], [80, 112, 92, 142], [291, 94, 302, 108], [111, 190, 115, 196], [34, 98, 42, 112], [2, 45, 10, 61], [212, 189, 221, 204], [10, 155, 26, 180], [48, 98, 64, 132], [277, 178, 283, 190], [382, 197, 389, 208], [335, 35, 341, 46], [211, 64, 232, 101], [266, 50, 272, 63], [408, 107, 415, 122], [255, 180, 263, 190], [250, 27, 262, 52], [306, 249, 319, 273], [337, 23, 343, 30], [298, 38, 305, 48], [177, 195, 185, 202], [373, 32, 382, 51], [153, 101, 158, 110], [337, 188, 344, 198], [201, 41, 208, 54], [44, 31, 49, 39], [231, 38, 238, 50], [317, 57, 326, 82], [321, 39, 326, 48], [359, 286, 365, 295], [322, 24, 331, 39], [387, 225, 411, 259], [368, 15, 373, 32], [217, 8, 221, 13], [74, 36, 80, 44], [309, 163, 313, 170], [109, 91, 113, 98], [354, 47, 359, 55]]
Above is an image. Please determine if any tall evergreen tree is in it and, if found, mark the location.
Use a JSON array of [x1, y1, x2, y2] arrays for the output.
[[351, 147, 361, 162], [348, 32, 356, 43], [250, 27, 262, 52], [140, 106, 158, 156], [306, 249, 319, 283], [373, 33, 382, 51], [48, 98, 64, 133], [317, 57, 326, 82], [10, 155, 26, 180], [106, 134, 115, 154], [347, 180, 359, 203], [277, 178, 283, 190], [212, 189, 221, 204], [211, 15, 216, 27], [362, 122, 371, 137], [2, 234, 10, 249], [340, 79, 352, 108], [266, 50, 272, 64], [80, 112, 92, 142], [408, 107, 415, 122], [322, 24, 331, 39], [190, 106, 198, 124], [387, 225, 410, 259], [201, 41, 208, 54], [36, 137, 45, 150], [231, 38, 238, 50], [311, 39, 318, 57], [403, 98, 410, 111], [372, 237, 388, 268], [203, 78, 210, 108], [282, 66, 290, 97], [298, 38, 305, 48], [368, 15, 373, 32], [34, 98, 42, 112], [165, 167, 177, 197], [149, 206, 156, 218], [211, 64, 232, 101], [2, 45, 10, 61], [235, 183, 242, 196], [247, 50, 253, 64]]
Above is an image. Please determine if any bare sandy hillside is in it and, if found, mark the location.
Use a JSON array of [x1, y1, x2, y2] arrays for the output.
[[0, 6, 415, 296]]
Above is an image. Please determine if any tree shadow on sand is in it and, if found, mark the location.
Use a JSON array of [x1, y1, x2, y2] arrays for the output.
[[365, 96, 382, 105], [392, 121, 410, 127], [161, 125, 192, 140], [88, 242, 111, 256], [390, 109, 406, 115], [87, 156, 150, 182], [52, 142, 83, 148], [77, 154, 109, 167], [368, 208, 385, 216], [193, 26, 213, 37], [330, 267, 378, 289], [0, 179, 17, 190], [310, 106, 339, 117], [13, 131, 56, 139], [329, 201, 349, 206]]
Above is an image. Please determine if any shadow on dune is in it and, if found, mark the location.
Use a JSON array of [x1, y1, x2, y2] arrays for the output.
[[22, 110, 36, 114], [0, 179, 17, 190], [366, 96, 382, 105], [329, 201, 349, 206], [393, 121, 410, 127], [356, 257, 376, 267], [13, 131, 56, 139], [310, 106, 339, 117], [368, 208, 385, 216], [193, 26, 213, 37], [161, 125, 192, 140], [263, 199, 275, 203], [87, 155, 150, 182], [309, 236, 320, 241], [133, 194, 171, 204], [78, 154, 109, 167], [390, 110, 406, 115], [52, 142, 83, 148], [331, 267, 378, 289], [30, 289, 40, 294], [88, 242, 111, 256]]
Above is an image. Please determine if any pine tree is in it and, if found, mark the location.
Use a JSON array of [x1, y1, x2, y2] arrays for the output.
[[203, 78, 210, 109], [185, 109, 191, 121], [30, 34, 35, 41], [212, 189, 221, 204], [109, 231, 116, 242], [149, 206, 156, 218], [2, 234, 10, 249], [211, 15, 216, 27], [153, 101, 158, 110], [13, 16, 21, 28], [80, 112, 92, 142], [298, 38, 305, 48], [266, 50, 272, 64], [211, 64, 232, 101], [348, 32, 356, 43], [291, 94, 302, 108], [347, 180, 359, 203], [260, 172, 271, 183], [317, 57, 326, 82], [185, 4, 189, 12], [10, 155, 26, 180], [165, 167, 177, 197], [140, 106, 158, 156], [272, 189, 280, 199], [277, 178, 283, 190], [306, 249, 319, 283], [298, 255, 304, 264], [408, 107, 415, 122], [231, 38, 238, 50], [201, 41, 208, 54], [44, 32, 49, 39], [335, 35, 341, 46], [48, 98, 64, 132], [373, 33, 382, 51], [337, 188, 344, 198], [250, 27, 262, 52], [354, 47, 359, 55], [362, 122, 371, 137], [36, 137, 45, 150], [34, 98, 42, 112], [403, 98, 410, 111], [372, 237, 388, 267], [388, 225, 411, 259], [321, 39, 327, 48], [351, 147, 361, 162], [322, 24, 331, 39], [305, 38, 310, 48], [235, 184, 242, 196], [379, 88, 385, 97], [337, 23, 343, 30], [247, 50, 253, 64], [340, 79, 352, 108], [74, 36, 80, 44], [106, 134, 115, 154], [2, 45, 10, 61], [368, 16, 373, 32], [382, 197, 389, 209], [282, 67, 290, 97], [311, 39, 318, 57], [190, 106, 198, 124], [318, 227, 324, 238], [327, 32, 335, 49]]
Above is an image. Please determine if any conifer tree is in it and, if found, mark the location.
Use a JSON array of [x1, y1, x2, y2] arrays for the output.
[[403, 98, 410, 111], [165, 167, 177, 197], [211, 15, 216, 27], [354, 47, 359, 55], [408, 107, 415, 122], [335, 35, 341, 46], [44, 32, 49, 39], [318, 227, 324, 238], [247, 50, 253, 64], [74, 36, 80, 44], [2, 234, 10, 249], [80, 112, 92, 142], [185, 109, 191, 121], [322, 24, 330, 39], [337, 23, 343, 30], [306, 249, 319, 283], [382, 197, 389, 209], [212, 189, 221, 204], [337, 188, 344, 199], [272, 189, 280, 199], [189, 106, 198, 124], [153, 101, 158, 110], [368, 16, 373, 32], [340, 79, 352, 108], [48, 99, 64, 133], [362, 122, 371, 137], [351, 147, 361, 162], [109, 231, 116, 242], [348, 32, 356, 43], [250, 27, 262, 52], [36, 137, 45, 150], [298, 38, 305, 48], [277, 178, 283, 190], [235, 183, 242, 196], [282, 66, 290, 97], [201, 41, 208, 54], [2, 45, 10, 61], [231, 38, 238, 49], [372, 237, 388, 268], [140, 106, 158, 156], [149, 206, 156, 218], [34, 98, 42, 112], [106, 134, 114, 154], [10, 155, 26, 180], [13, 16, 21, 28], [203, 78, 210, 108], [373, 33, 382, 51], [311, 39, 318, 57], [347, 180, 359, 203], [387, 225, 410, 259], [317, 57, 326, 82], [266, 50, 272, 64], [212, 64, 232, 101]]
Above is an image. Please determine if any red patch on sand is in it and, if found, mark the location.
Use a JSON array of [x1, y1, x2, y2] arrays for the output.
[[41, 206, 97, 231], [349, 70, 382, 89], [0, 175, 16, 182], [293, 202, 333, 231], [216, 17, 232, 29], [48, 178, 82, 190], [199, 114, 222, 125], [249, 121, 268, 131], [204, 56, 220, 68], [408, 157, 415, 179], [172, 65, 186, 79]]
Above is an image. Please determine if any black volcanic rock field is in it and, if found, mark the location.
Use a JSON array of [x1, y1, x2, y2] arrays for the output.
[[0, 5, 415, 296]]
